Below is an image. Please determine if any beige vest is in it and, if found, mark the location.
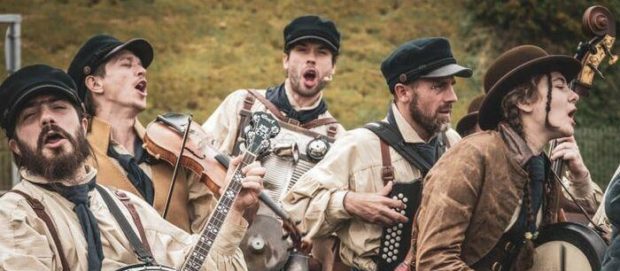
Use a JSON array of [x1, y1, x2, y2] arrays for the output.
[[87, 117, 192, 232]]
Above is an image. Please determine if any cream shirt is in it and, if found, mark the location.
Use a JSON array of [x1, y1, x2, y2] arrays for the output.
[[202, 88, 345, 155], [281, 103, 461, 271], [0, 168, 248, 271]]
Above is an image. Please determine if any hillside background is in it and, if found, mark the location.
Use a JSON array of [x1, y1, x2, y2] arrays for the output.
[[0, 0, 619, 188]]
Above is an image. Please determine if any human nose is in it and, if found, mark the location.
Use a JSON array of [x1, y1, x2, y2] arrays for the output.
[[570, 88, 579, 103], [136, 64, 147, 77], [39, 106, 56, 127], [444, 85, 458, 103]]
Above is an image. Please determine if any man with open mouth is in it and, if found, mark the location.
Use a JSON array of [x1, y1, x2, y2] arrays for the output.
[[0, 64, 264, 270], [281, 37, 472, 271], [202, 15, 347, 271]]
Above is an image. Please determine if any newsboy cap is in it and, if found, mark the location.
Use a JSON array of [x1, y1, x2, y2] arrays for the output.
[[0, 64, 82, 137], [284, 15, 340, 53], [381, 37, 472, 92], [67, 34, 153, 101], [478, 45, 581, 130]]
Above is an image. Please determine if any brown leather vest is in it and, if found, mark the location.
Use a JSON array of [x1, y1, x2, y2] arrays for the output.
[[87, 117, 192, 232]]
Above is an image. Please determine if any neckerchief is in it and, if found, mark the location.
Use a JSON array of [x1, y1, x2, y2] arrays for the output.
[[386, 104, 441, 167], [36, 177, 104, 270], [107, 137, 154, 204], [265, 83, 327, 124]]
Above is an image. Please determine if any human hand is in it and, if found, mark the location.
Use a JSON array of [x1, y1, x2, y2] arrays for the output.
[[550, 136, 589, 184], [343, 181, 408, 226], [222, 156, 266, 213]]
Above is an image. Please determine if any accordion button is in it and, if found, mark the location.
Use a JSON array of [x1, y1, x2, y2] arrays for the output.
[[394, 249, 399, 254], [403, 198, 408, 203], [396, 236, 401, 241], [395, 243, 400, 248], [392, 255, 398, 261], [392, 196, 398, 200], [385, 241, 389, 246], [391, 232, 397, 237], [384, 247, 389, 252], [397, 230, 402, 235], [389, 245, 394, 250], [388, 228, 392, 233], [400, 210, 406, 215], [398, 224, 403, 229], [388, 251, 393, 257], [398, 193, 404, 198], [387, 258, 392, 263], [382, 254, 387, 259], [403, 204, 407, 209]]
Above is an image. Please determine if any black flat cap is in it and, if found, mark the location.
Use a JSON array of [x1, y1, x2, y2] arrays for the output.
[[67, 34, 153, 101], [381, 37, 472, 92], [284, 15, 340, 53], [0, 64, 82, 137]]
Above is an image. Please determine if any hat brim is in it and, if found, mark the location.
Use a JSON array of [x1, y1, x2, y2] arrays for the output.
[[103, 38, 154, 68], [478, 55, 581, 130], [456, 112, 479, 136], [8, 84, 81, 127], [420, 63, 473, 78], [286, 35, 338, 52]]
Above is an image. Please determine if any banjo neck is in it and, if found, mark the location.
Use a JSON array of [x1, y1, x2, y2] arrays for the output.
[[181, 152, 257, 271]]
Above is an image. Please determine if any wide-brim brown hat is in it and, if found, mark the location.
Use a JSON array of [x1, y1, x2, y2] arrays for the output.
[[478, 45, 581, 130], [456, 112, 479, 136]]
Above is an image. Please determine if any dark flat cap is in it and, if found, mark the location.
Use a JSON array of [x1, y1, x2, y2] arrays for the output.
[[0, 64, 81, 137], [381, 37, 472, 92], [478, 45, 581, 130], [284, 15, 340, 53], [67, 34, 153, 101]]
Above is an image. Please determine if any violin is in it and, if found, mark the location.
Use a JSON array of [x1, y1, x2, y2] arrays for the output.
[[143, 112, 228, 201]]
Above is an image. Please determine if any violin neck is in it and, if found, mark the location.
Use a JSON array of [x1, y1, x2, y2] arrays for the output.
[[180, 151, 257, 271]]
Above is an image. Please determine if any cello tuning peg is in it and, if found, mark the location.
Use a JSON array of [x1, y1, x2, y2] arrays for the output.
[[602, 43, 619, 65], [587, 63, 606, 79]]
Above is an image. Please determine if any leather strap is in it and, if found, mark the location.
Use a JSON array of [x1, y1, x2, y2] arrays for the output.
[[95, 185, 156, 265], [327, 125, 338, 139], [6, 190, 70, 271], [113, 190, 153, 255], [232, 93, 256, 156], [301, 117, 339, 129], [365, 121, 432, 176], [380, 139, 395, 185], [247, 89, 339, 130]]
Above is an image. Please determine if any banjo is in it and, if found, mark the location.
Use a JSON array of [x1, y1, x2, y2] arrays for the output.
[[119, 111, 281, 271]]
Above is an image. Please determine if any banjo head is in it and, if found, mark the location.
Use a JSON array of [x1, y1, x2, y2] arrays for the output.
[[241, 214, 290, 271], [531, 222, 607, 271]]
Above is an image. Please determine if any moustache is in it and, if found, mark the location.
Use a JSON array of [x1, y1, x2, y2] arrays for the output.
[[37, 124, 74, 150]]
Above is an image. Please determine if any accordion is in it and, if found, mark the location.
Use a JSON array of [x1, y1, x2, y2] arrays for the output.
[[376, 180, 422, 270]]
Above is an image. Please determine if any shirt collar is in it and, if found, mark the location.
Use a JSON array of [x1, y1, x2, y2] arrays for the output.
[[389, 103, 438, 144], [21, 165, 98, 186]]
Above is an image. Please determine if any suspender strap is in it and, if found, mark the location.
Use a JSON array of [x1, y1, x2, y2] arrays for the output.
[[113, 190, 153, 255], [232, 92, 257, 155], [300, 117, 339, 129], [95, 185, 156, 265], [6, 190, 70, 271], [246, 89, 339, 130], [327, 125, 338, 139], [365, 121, 432, 175], [380, 139, 395, 185], [247, 89, 293, 124]]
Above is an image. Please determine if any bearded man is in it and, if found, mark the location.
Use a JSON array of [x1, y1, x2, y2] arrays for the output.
[[0, 64, 264, 270], [281, 37, 472, 271]]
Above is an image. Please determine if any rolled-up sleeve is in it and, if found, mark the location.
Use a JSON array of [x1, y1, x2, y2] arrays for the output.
[[281, 131, 359, 239]]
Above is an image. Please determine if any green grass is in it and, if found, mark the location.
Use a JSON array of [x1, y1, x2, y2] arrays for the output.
[[0, 0, 482, 129]]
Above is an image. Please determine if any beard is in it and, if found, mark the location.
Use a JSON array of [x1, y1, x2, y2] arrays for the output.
[[14, 124, 91, 182], [409, 91, 451, 136]]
